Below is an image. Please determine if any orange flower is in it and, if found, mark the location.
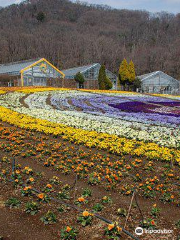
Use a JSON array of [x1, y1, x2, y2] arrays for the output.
[[24, 187, 28, 190], [153, 204, 157, 208], [38, 193, 44, 199], [117, 226, 122, 232], [108, 223, 115, 231], [46, 184, 52, 188], [29, 177, 34, 182], [66, 226, 72, 232], [78, 197, 85, 202], [171, 195, 174, 199], [82, 211, 90, 217], [151, 220, 155, 225]]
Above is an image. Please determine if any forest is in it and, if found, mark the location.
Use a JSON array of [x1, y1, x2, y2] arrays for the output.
[[0, 0, 180, 78]]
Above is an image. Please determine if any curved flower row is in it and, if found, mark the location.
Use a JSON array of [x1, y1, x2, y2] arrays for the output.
[[0, 105, 179, 164], [0, 91, 180, 148]]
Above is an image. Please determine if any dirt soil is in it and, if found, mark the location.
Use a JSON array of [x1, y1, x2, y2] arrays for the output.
[[0, 121, 179, 240]]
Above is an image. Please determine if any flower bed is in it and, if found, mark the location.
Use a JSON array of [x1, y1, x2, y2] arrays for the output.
[[0, 90, 180, 148]]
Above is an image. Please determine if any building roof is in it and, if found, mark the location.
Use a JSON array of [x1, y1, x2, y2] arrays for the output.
[[0, 58, 41, 75], [138, 71, 179, 83], [62, 63, 100, 77]]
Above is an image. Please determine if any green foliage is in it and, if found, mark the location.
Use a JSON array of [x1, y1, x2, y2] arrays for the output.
[[36, 11, 46, 22], [82, 188, 92, 197], [57, 190, 70, 200], [98, 65, 113, 90], [176, 219, 180, 229], [88, 172, 100, 185], [101, 196, 112, 204], [5, 197, 21, 208], [40, 211, 57, 225], [140, 218, 156, 229], [92, 203, 103, 212], [61, 226, 78, 240], [77, 212, 93, 226], [133, 77, 141, 91], [98, 65, 106, 90], [104, 223, 122, 240], [74, 72, 85, 84], [151, 204, 160, 218], [25, 201, 40, 215], [117, 208, 127, 217], [104, 76, 113, 90], [57, 205, 71, 213]]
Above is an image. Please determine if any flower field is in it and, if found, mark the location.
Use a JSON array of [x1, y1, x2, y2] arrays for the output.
[[0, 87, 179, 240]]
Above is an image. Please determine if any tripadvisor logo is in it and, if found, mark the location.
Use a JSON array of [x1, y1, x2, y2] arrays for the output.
[[135, 227, 143, 235]]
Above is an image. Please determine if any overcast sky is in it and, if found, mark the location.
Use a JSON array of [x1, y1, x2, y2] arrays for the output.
[[0, 0, 180, 13]]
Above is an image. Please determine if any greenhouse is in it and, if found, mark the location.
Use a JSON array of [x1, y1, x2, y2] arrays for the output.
[[0, 58, 65, 86], [62, 63, 118, 89], [138, 71, 180, 94]]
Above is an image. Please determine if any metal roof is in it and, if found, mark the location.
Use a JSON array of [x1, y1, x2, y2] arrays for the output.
[[138, 71, 179, 83], [62, 63, 100, 77], [0, 58, 41, 75]]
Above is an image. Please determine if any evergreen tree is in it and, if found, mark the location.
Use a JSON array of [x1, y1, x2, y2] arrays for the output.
[[98, 65, 106, 90], [104, 76, 113, 90], [128, 60, 136, 83], [119, 59, 129, 86]]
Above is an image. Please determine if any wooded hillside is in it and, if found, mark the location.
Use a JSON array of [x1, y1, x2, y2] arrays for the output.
[[0, 0, 180, 78]]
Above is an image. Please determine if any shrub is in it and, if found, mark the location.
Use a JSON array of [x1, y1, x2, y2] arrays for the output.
[[5, 198, 21, 208], [77, 211, 93, 226], [151, 204, 160, 217], [82, 188, 92, 197], [102, 196, 112, 204], [104, 223, 122, 240], [117, 208, 127, 217], [25, 201, 40, 215], [40, 211, 57, 225], [61, 226, 78, 240], [92, 203, 103, 212]]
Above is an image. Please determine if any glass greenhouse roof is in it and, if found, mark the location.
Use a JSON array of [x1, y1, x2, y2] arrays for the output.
[[0, 58, 41, 75], [62, 63, 100, 78]]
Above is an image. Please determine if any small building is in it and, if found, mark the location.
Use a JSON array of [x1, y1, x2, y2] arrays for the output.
[[62, 63, 118, 90], [0, 59, 117, 90], [138, 71, 180, 94], [0, 58, 65, 87]]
